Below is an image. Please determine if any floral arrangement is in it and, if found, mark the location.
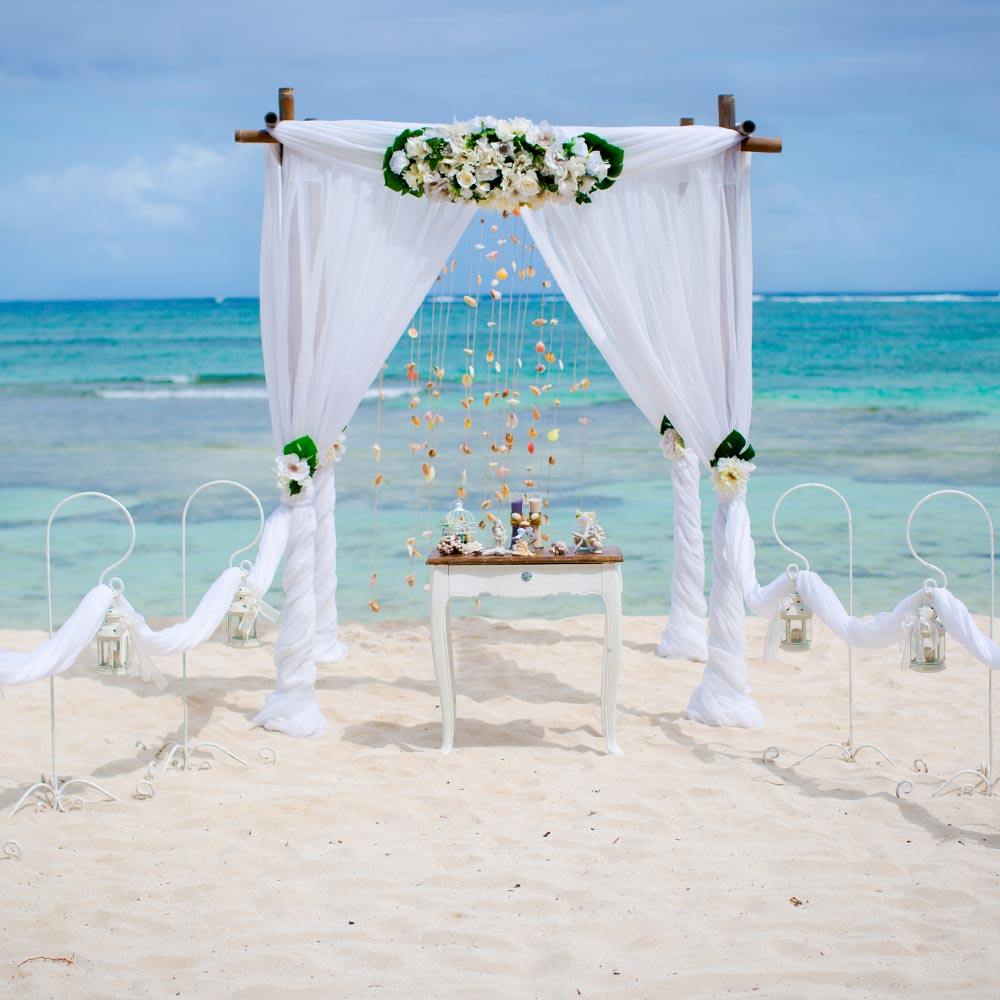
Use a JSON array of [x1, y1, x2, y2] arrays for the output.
[[710, 430, 756, 499], [659, 415, 686, 460], [275, 435, 318, 496], [383, 117, 624, 211], [275, 433, 347, 497]]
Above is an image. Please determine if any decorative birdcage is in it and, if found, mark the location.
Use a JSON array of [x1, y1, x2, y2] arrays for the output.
[[779, 592, 813, 652], [908, 593, 946, 672], [227, 584, 262, 648], [97, 602, 131, 674], [442, 499, 477, 544]]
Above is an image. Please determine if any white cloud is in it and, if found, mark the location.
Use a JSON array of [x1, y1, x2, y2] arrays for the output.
[[2, 144, 248, 234]]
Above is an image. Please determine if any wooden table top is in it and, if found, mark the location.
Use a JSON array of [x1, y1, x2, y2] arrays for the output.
[[427, 545, 623, 567]]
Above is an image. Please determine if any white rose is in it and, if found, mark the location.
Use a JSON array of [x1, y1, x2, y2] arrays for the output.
[[517, 172, 541, 198], [456, 168, 476, 189], [494, 120, 515, 142], [580, 175, 597, 193], [404, 136, 428, 158], [569, 136, 589, 158], [710, 457, 755, 499], [389, 149, 409, 175], [402, 166, 422, 190], [585, 150, 608, 178], [510, 116, 532, 136], [476, 165, 499, 183], [568, 157, 587, 179]]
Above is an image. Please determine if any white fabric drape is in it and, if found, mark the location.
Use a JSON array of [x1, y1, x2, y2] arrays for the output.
[[257, 127, 474, 735], [657, 448, 707, 661], [522, 134, 756, 724]]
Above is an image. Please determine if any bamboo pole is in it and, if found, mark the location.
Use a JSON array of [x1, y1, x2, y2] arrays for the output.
[[235, 90, 782, 153]]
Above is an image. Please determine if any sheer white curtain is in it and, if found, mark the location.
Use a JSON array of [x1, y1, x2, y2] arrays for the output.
[[523, 133, 765, 725], [257, 125, 474, 735]]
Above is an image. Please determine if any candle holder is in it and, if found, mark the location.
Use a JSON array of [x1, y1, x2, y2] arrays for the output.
[[898, 490, 996, 798], [150, 480, 270, 777], [10, 492, 135, 818], [763, 483, 894, 769]]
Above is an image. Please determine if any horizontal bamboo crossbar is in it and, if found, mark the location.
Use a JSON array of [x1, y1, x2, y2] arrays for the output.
[[235, 88, 782, 154]]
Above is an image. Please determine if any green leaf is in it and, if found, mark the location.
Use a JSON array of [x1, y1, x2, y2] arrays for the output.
[[284, 434, 319, 475], [711, 429, 755, 466]]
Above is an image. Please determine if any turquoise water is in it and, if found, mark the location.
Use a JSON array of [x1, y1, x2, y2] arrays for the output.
[[1, 291, 999, 629]]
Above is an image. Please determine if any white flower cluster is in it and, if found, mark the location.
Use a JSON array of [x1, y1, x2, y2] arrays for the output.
[[385, 117, 619, 211], [659, 427, 686, 461], [275, 453, 311, 490], [710, 457, 756, 499]]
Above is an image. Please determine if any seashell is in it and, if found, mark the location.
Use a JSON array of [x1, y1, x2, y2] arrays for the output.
[[464, 417, 472, 430], [547, 455, 556, 465], [516, 358, 522, 369], [528, 427, 538, 439], [486, 349, 495, 362], [370, 572, 378, 585], [372, 443, 382, 460], [463, 295, 478, 308], [557, 359, 564, 371], [581, 378, 590, 390], [405, 574, 416, 587], [546, 428, 560, 442], [462, 540, 484, 556], [535, 340, 546, 353], [460, 442, 472, 454], [461, 373, 473, 387], [433, 366, 445, 380], [531, 318, 547, 328], [490, 224, 499, 231], [422, 463, 436, 482], [526, 265, 536, 278], [490, 288, 501, 301], [407, 327, 419, 339], [510, 235, 520, 244], [549, 318, 559, 326], [408, 441, 423, 454], [505, 412, 518, 429], [496, 268, 508, 280], [410, 415, 421, 426], [428, 447, 437, 458], [504, 432, 514, 446], [522, 479, 535, 488], [553, 398, 561, 407], [486, 250, 499, 260], [541, 279, 552, 288], [369, 599, 381, 613], [457, 486, 466, 498], [374, 473, 384, 487], [409, 395, 421, 408], [486, 320, 496, 328], [527, 442, 535, 454], [545, 352, 556, 363], [535, 364, 545, 373], [437, 533, 463, 556], [474, 243, 485, 250], [481, 499, 492, 509], [549, 540, 568, 556], [406, 368, 419, 382], [531, 407, 541, 420], [463, 347, 474, 355], [483, 392, 492, 408], [529, 385, 541, 397], [494, 362, 501, 373], [578, 416, 591, 425]]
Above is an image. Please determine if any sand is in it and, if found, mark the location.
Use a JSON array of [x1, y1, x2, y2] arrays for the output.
[[2, 613, 998, 999]]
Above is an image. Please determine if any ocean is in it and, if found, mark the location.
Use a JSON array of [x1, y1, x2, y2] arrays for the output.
[[1, 293, 998, 629]]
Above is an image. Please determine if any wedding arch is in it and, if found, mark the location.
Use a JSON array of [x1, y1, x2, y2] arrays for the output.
[[232, 88, 787, 737]]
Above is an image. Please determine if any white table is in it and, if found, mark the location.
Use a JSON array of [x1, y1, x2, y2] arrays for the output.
[[427, 547, 624, 755]]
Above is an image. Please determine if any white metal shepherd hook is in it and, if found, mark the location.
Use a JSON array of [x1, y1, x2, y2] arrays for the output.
[[149, 480, 269, 778], [763, 482, 894, 768], [11, 492, 135, 818], [901, 490, 996, 798]]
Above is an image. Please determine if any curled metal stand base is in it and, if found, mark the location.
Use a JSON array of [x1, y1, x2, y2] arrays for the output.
[[9, 777, 118, 818], [764, 741, 895, 768], [895, 758, 997, 799], [3, 839, 23, 860], [136, 740, 276, 794]]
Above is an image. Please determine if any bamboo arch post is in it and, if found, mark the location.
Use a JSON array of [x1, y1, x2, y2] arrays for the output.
[[902, 490, 996, 799], [10, 492, 135, 818], [764, 483, 895, 769]]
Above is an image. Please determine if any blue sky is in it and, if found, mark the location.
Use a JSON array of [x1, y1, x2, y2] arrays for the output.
[[2, 1, 998, 299]]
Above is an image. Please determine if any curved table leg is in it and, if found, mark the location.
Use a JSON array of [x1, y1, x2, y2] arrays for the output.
[[601, 568, 624, 755], [430, 569, 456, 753]]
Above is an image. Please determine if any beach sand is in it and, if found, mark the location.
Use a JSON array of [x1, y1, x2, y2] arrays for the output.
[[2, 613, 998, 999]]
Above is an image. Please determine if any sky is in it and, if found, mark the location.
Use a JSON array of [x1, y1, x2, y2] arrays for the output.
[[1, 0, 998, 300]]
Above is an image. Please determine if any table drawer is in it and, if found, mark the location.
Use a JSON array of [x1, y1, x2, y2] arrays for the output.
[[444, 564, 614, 599]]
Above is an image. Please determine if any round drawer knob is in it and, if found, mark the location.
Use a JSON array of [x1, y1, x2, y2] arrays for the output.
[[521, 571, 533, 582]]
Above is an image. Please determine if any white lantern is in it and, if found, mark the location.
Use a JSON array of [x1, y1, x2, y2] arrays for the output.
[[779, 592, 813, 652], [97, 603, 131, 674], [227, 585, 261, 648], [908, 594, 946, 672]]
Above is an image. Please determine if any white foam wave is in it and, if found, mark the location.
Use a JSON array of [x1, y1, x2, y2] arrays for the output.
[[95, 385, 412, 402], [759, 293, 999, 304]]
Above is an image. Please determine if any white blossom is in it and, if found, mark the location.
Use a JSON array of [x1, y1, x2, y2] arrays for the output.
[[711, 457, 755, 499], [389, 149, 409, 175]]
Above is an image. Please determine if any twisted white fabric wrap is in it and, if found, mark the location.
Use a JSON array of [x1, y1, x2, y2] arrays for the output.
[[687, 494, 793, 727], [313, 465, 346, 664], [657, 447, 707, 661]]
